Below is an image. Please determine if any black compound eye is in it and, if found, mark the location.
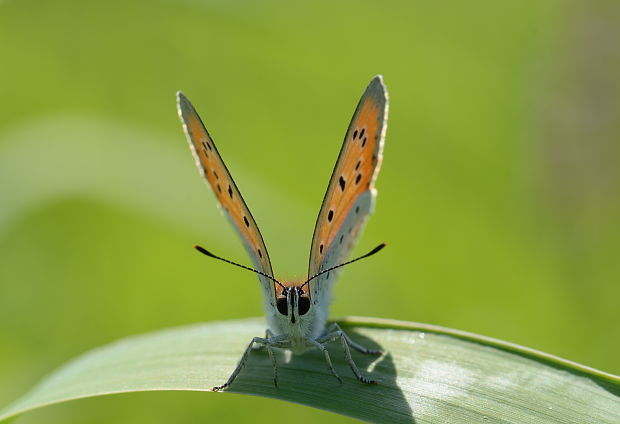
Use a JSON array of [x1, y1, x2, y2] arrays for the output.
[[298, 296, 311, 315], [276, 297, 288, 316]]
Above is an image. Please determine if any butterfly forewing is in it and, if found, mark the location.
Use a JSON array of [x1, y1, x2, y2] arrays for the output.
[[177, 92, 276, 304], [308, 76, 388, 300]]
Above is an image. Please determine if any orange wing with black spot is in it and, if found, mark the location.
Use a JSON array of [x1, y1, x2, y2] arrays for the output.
[[177, 92, 276, 304], [308, 76, 388, 300]]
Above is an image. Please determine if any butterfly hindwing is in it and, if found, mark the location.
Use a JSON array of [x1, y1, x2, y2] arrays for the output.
[[308, 76, 388, 302], [177, 92, 276, 305]]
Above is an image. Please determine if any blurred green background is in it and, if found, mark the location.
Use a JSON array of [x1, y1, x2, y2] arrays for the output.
[[1, 0, 618, 422]]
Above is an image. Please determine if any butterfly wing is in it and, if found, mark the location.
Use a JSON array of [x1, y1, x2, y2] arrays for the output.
[[308, 76, 388, 304], [177, 92, 276, 306]]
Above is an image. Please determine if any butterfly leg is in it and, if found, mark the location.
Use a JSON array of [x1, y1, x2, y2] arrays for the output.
[[212, 336, 271, 392], [307, 339, 342, 384], [318, 328, 378, 385], [324, 323, 383, 355], [264, 329, 279, 388]]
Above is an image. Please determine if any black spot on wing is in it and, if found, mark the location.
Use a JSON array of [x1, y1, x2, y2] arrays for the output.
[[339, 176, 346, 191]]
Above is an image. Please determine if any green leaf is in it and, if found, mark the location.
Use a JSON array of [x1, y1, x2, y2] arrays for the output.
[[1, 318, 618, 423]]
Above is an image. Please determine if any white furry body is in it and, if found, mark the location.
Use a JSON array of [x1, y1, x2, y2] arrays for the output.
[[264, 282, 331, 354]]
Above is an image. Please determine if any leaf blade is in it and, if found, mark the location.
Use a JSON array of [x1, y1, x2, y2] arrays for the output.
[[1, 318, 618, 423]]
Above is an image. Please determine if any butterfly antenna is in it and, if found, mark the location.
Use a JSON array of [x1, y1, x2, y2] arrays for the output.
[[194, 245, 286, 290], [300, 243, 386, 290]]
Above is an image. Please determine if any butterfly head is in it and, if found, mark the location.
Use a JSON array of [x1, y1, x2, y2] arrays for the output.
[[276, 286, 311, 324]]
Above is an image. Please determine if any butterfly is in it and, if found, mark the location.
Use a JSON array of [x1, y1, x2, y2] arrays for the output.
[[177, 75, 388, 391]]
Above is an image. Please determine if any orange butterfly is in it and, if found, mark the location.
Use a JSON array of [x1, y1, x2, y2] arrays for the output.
[[177, 76, 388, 390]]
